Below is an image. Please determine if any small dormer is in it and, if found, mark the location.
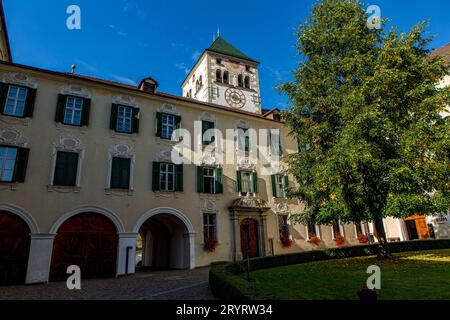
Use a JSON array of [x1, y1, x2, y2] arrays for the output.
[[139, 77, 159, 94]]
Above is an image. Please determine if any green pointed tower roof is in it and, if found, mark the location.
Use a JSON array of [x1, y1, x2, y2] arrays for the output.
[[207, 37, 258, 63]]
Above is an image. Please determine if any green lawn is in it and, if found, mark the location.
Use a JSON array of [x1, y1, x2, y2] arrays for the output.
[[249, 249, 450, 300]]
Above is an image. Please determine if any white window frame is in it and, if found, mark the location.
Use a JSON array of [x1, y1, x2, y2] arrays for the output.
[[0, 146, 18, 182], [354, 223, 367, 238], [278, 214, 292, 240], [63, 96, 84, 126], [241, 170, 254, 194], [116, 105, 133, 133], [203, 167, 216, 194], [306, 224, 321, 240], [4, 85, 28, 117], [49, 137, 85, 189], [161, 113, 175, 140], [331, 221, 345, 240], [203, 213, 218, 242], [275, 175, 287, 198], [160, 162, 175, 192]]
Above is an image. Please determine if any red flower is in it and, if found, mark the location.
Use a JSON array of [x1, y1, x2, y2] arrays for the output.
[[335, 235, 345, 247], [309, 235, 321, 246], [280, 236, 293, 248], [204, 238, 218, 252], [358, 234, 369, 244]]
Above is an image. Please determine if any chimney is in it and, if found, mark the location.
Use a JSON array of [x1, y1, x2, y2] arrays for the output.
[[139, 77, 159, 94]]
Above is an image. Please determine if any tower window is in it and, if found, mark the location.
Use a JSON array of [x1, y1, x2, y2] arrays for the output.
[[237, 74, 243, 87], [216, 58, 222, 65], [244, 76, 251, 89], [246, 65, 251, 72], [223, 71, 229, 85], [216, 69, 223, 83]]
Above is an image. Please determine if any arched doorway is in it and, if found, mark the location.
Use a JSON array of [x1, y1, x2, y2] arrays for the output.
[[240, 218, 259, 258], [136, 212, 192, 270], [50, 213, 118, 281], [0, 211, 31, 285]]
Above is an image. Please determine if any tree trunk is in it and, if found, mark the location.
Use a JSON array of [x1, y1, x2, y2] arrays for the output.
[[373, 214, 392, 259]]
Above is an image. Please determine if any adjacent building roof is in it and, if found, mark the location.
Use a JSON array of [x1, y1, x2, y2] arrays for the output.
[[0, 0, 12, 62], [429, 43, 450, 64], [206, 37, 258, 64]]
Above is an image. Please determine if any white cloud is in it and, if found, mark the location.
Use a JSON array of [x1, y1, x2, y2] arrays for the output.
[[117, 31, 128, 37], [191, 50, 201, 61], [73, 58, 98, 74], [175, 63, 190, 75], [109, 74, 137, 86], [265, 66, 284, 82]]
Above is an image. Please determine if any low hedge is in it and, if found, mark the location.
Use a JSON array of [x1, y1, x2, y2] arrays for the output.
[[209, 239, 450, 300]]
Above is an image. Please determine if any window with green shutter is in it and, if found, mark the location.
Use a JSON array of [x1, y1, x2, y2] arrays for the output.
[[237, 170, 257, 194], [197, 166, 221, 194], [215, 167, 223, 194], [53, 151, 79, 186], [237, 127, 250, 152], [55, 94, 90, 127], [154, 162, 183, 192], [0, 84, 37, 119], [110, 157, 131, 189], [272, 174, 288, 198]]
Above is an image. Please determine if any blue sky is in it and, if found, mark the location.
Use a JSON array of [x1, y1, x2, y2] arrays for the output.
[[4, 0, 450, 110]]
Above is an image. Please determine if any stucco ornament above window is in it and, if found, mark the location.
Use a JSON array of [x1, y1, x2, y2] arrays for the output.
[[273, 202, 291, 216], [230, 193, 270, 210], [59, 84, 92, 98], [109, 143, 134, 158], [53, 135, 84, 153], [237, 158, 256, 171], [200, 153, 219, 167], [155, 149, 172, 162], [0, 127, 28, 147], [201, 199, 218, 213], [112, 94, 138, 107], [157, 103, 180, 116], [1, 72, 38, 88]]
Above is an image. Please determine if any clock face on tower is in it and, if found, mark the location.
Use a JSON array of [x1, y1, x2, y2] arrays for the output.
[[225, 88, 246, 109]]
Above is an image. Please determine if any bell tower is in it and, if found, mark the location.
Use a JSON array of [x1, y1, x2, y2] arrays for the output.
[[181, 37, 262, 114]]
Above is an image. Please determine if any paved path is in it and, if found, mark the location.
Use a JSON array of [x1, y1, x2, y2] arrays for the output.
[[0, 267, 215, 300]]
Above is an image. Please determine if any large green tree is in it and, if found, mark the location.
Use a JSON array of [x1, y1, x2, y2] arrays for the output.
[[281, 0, 450, 257]]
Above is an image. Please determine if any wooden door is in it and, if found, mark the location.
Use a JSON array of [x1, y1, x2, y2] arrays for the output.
[[0, 211, 31, 286], [50, 213, 118, 281], [415, 216, 430, 239], [240, 219, 259, 258]]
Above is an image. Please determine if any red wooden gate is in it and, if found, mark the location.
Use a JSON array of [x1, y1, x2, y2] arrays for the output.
[[50, 213, 118, 281], [0, 211, 31, 286], [240, 218, 259, 258]]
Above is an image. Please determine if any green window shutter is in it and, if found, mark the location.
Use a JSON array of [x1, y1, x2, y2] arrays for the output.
[[152, 162, 160, 191], [110, 104, 119, 130], [13, 147, 30, 183], [283, 176, 290, 189], [55, 94, 67, 123], [24, 88, 37, 118], [155, 112, 163, 137], [202, 121, 215, 145], [271, 175, 277, 197], [252, 172, 259, 193], [111, 157, 131, 189], [53, 151, 78, 186], [215, 167, 223, 194], [197, 166, 204, 193], [81, 98, 91, 127], [175, 164, 183, 192], [236, 171, 242, 192], [132, 108, 140, 134], [0, 83, 8, 114]]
